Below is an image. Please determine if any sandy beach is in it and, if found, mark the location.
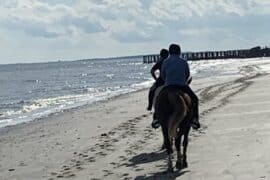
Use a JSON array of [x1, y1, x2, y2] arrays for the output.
[[1, 62, 270, 180]]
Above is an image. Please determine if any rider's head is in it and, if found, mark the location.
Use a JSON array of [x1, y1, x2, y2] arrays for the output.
[[160, 49, 169, 59], [169, 44, 181, 55]]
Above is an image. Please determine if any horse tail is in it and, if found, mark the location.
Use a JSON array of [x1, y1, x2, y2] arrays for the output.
[[167, 93, 189, 139]]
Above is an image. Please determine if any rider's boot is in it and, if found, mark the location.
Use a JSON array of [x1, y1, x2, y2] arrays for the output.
[[151, 112, 160, 129], [191, 105, 200, 130]]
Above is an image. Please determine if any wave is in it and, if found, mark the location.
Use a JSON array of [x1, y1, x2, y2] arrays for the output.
[[24, 79, 41, 83], [0, 79, 153, 128]]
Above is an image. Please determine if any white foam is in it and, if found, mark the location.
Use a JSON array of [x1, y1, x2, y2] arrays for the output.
[[0, 78, 154, 128]]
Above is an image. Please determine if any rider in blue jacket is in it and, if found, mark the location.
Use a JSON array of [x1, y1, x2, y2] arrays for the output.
[[161, 44, 200, 130]]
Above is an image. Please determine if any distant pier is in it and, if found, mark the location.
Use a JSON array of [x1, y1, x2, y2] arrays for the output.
[[143, 46, 270, 63]]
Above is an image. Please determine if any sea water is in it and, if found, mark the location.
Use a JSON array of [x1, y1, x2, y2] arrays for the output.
[[0, 57, 267, 128], [0, 57, 154, 128]]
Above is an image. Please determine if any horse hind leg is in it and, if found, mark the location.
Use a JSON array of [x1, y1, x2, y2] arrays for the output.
[[168, 154, 173, 172], [161, 130, 166, 150], [161, 125, 173, 172], [168, 112, 184, 139], [182, 129, 190, 169], [175, 133, 183, 170]]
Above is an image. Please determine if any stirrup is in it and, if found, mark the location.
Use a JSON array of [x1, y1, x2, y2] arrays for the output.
[[151, 119, 160, 129]]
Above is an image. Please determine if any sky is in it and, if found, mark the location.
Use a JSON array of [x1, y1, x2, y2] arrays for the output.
[[0, 0, 270, 64]]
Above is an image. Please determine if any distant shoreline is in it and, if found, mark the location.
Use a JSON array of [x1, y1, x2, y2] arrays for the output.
[[2, 45, 270, 65]]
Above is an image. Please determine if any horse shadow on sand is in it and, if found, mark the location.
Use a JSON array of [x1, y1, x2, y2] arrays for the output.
[[128, 150, 190, 180]]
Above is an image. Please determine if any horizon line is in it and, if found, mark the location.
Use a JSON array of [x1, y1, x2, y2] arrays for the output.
[[1, 45, 268, 66]]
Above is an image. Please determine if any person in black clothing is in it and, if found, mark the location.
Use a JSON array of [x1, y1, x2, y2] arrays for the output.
[[147, 49, 169, 111]]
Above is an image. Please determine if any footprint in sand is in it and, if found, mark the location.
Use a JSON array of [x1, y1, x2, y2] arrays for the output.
[[63, 167, 70, 171], [76, 166, 83, 170], [122, 173, 130, 177], [89, 147, 96, 152], [50, 172, 57, 176], [104, 172, 114, 176], [112, 139, 119, 142], [138, 140, 146, 144], [124, 150, 134, 155], [86, 157, 96, 162], [123, 177, 132, 180], [66, 174, 75, 178], [56, 175, 64, 178], [100, 133, 108, 137], [56, 172, 76, 178], [119, 156, 128, 161], [128, 131, 136, 135], [71, 158, 76, 163], [96, 152, 107, 156], [135, 168, 144, 172], [102, 169, 114, 176], [121, 135, 127, 138], [108, 131, 116, 135], [18, 162, 27, 167], [110, 162, 117, 165]]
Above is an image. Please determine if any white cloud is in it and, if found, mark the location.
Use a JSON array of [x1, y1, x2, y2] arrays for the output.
[[0, 0, 158, 41], [149, 0, 246, 20], [149, 0, 270, 21], [0, 0, 107, 39], [246, 0, 270, 15], [0, 0, 270, 63]]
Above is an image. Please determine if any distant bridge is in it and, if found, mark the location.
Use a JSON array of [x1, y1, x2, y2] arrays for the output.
[[143, 46, 270, 63]]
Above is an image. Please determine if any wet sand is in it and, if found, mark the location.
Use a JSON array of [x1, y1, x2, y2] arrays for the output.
[[1, 64, 270, 180]]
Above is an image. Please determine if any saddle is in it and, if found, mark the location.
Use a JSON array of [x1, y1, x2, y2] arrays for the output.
[[154, 85, 192, 111]]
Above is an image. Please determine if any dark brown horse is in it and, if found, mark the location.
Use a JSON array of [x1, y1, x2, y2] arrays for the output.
[[154, 86, 193, 172]]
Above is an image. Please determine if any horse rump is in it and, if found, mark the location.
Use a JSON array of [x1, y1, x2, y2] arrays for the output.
[[154, 87, 190, 139]]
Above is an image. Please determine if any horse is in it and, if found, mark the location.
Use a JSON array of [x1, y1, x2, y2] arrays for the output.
[[154, 85, 193, 172]]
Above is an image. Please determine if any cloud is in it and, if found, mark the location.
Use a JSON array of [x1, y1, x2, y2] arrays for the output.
[[0, 0, 158, 42], [149, 0, 270, 21], [0, 0, 105, 39], [0, 17, 60, 38], [0, 0, 270, 63]]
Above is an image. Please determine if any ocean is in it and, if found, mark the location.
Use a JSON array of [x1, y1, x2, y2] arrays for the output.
[[0, 57, 154, 128], [0, 57, 267, 128]]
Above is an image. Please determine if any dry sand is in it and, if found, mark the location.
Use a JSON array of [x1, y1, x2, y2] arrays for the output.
[[1, 64, 270, 180]]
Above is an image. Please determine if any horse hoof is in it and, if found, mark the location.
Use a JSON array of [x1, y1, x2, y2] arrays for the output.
[[161, 144, 166, 150], [151, 122, 160, 129], [175, 161, 182, 170], [167, 167, 174, 172], [182, 161, 188, 169], [175, 161, 188, 170]]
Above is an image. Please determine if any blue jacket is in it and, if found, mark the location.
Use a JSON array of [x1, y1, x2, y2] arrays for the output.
[[161, 54, 190, 87]]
